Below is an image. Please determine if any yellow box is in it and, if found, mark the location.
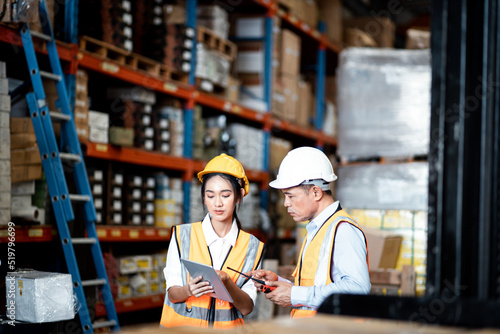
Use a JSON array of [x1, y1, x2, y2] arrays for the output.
[[350, 209, 383, 228], [383, 210, 413, 229]]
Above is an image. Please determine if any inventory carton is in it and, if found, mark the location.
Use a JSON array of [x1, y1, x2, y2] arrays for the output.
[[362, 225, 403, 269]]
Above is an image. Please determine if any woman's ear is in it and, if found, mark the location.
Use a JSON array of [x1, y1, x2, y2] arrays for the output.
[[238, 188, 245, 203]]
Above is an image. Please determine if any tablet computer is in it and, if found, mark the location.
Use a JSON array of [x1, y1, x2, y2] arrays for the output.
[[180, 258, 234, 303]]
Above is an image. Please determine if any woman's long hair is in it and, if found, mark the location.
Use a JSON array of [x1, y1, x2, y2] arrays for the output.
[[200, 173, 244, 229]]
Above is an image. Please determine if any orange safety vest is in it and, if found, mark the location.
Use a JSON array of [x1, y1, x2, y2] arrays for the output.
[[160, 222, 265, 329], [290, 209, 369, 318]]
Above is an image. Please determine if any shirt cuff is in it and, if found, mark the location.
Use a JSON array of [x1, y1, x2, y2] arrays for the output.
[[277, 275, 292, 284], [291, 285, 312, 308]]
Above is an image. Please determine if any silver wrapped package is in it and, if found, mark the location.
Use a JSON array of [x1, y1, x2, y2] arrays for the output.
[[336, 48, 431, 159], [336, 162, 428, 211], [5, 270, 77, 323]]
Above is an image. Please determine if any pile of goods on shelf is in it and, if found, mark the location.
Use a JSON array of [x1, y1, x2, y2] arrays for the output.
[[105, 252, 167, 299], [88, 165, 183, 227]]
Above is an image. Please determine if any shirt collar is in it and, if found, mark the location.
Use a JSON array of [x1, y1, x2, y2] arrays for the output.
[[202, 213, 238, 247], [307, 201, 340, 233]]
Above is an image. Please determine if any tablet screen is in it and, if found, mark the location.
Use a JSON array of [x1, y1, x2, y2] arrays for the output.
[[180, 258, 234, 303]]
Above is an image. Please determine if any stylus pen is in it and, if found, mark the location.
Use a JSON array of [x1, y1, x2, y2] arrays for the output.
[[227, 267, 277, 293]]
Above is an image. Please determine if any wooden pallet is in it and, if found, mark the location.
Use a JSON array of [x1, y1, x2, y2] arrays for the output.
[[79, 36, 188, 83], [196, 26, 237, 61]]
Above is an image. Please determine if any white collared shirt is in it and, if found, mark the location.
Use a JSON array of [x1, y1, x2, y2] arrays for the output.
[[164, 213, 258, 304], [286, 201, 371, 309]]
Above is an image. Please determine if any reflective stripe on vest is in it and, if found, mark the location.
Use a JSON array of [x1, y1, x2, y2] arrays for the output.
[[161, 222, 264, 328]]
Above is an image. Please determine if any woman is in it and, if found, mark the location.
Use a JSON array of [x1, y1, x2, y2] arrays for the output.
[[160, 153, 265, 328]]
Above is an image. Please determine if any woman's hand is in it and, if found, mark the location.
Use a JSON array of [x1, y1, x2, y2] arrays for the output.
[[188, 275, 213, 298], [215, 269, 230, 284]]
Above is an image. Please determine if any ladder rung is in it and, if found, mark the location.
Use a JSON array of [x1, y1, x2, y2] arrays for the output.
[[72, 237, 97, 245], [69, 194, 90, 202], [51, 111, 71, 121], [59, 152, 82, 163], [92, 320, 117, 330], [40, 71, 62, 82], [81, 279, 107, 287], [30, 30, 52, 42]]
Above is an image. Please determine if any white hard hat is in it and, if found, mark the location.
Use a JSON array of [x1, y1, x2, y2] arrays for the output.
[[269, 147, 337, 190]]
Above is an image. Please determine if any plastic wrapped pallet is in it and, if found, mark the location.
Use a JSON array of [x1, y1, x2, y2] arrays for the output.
[[336, 48, 431, 159], [5, 270, 76, 323], [228, 123, 264, 171], [336, 162, 428, 211]]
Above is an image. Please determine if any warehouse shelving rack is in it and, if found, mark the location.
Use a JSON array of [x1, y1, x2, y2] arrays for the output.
[[0, 0, 341, 316]]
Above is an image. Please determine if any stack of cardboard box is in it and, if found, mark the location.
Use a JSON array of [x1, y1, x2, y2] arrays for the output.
[[10, 117, 42, 184], [0, 62, 10, 224], [276, 0, 319, 29], [88, 167, 106, 224], [274, 29, 313, 125]]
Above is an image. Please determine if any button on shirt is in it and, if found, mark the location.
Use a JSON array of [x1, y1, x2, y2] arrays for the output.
[[289, 202, 371, 309], [164, 214, 258, 305]]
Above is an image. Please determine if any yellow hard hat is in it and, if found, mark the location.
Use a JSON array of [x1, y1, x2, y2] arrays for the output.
[[197, 153, 250, 196]]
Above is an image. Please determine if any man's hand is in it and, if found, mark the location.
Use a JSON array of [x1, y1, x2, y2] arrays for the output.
[[244, 269, 278, 289], [263, 281, 293, 308]]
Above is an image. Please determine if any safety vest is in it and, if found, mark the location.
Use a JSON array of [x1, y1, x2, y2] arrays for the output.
[[160, 222, 265, 328], [290, 209, 369, 318]]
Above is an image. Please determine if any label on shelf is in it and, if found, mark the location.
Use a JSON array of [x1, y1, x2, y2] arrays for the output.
[[223, 102, 231, 111], [95, 144, 108, 152], [97, 229, 107, 238], [28, 228, 43, 237], [111, 229, 122, 238], [158, 230, 169, 237], [164, 83, 178, 93], [129, 230, 139, 239], [145, 229, 155, 237], [301, 23, 311, 32], [230, 105, 241, 114], [312, 30, 321, 39], [102, 62, 119, 74], [288, 15, 298, 24]]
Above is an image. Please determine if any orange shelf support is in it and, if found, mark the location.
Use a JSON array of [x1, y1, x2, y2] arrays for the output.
[[195, 92, 267, 124], [95, 294, 165, 316], [0, 225, 56, 243], [83, 141, 191, 172], [96, 226, 170, 242], [0, 25, 74, 62]]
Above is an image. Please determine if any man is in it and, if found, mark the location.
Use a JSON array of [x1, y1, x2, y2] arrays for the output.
[[248, 147, 370, 318]]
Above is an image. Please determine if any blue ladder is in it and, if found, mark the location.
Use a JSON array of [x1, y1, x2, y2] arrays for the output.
[[19, 1, 119, 333]]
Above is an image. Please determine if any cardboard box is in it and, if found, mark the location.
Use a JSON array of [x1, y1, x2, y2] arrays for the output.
[[344, 27, 377, 47], [5, 271, 74, 323], [362, 225, 403, 269], [281, 74, 299, 122], [89, 126, 108, 144], [11, 147, 41, 166], [272, 83, 286, 119], [10, 133, 37, 150], [0, 126, 10, 160], [234, 17, 266, 38], [280, 30, 301, 76], [88, 111, 109, 128], [109, 127, 134, 147], [297, 79, 312, 126], [343, 17, 396, 48], [10, 117, 34, 134], [0, 78, 8, 95], [236, 42, 265, 74], [406, 28, 431, 49], [225, 77, 240, 102], [11, 164, 43, 183], [318, 0, 342, 43]]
